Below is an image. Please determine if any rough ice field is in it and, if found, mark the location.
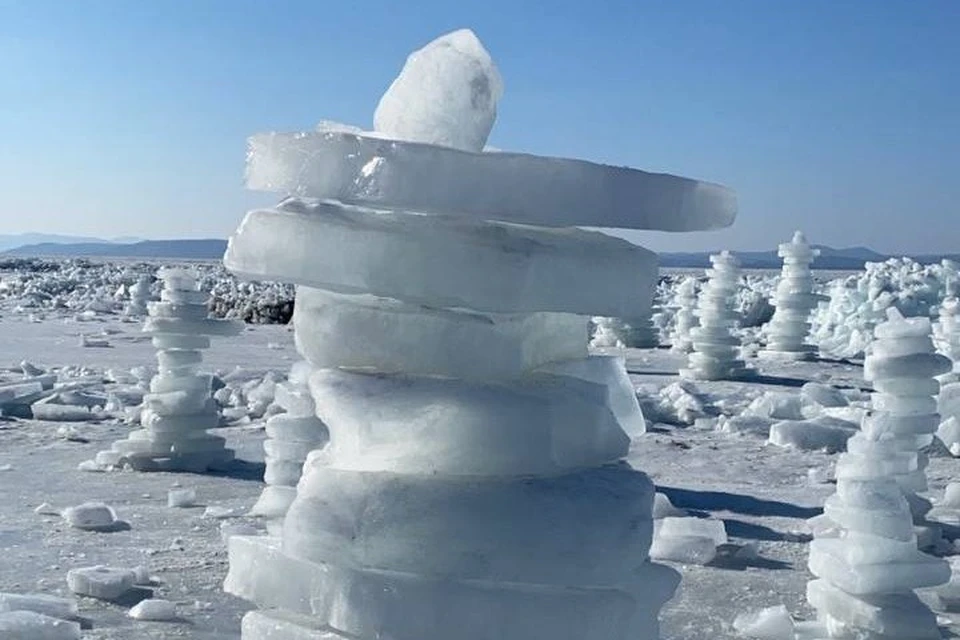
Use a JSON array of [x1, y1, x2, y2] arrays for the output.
[[1, 257, 960, 638]]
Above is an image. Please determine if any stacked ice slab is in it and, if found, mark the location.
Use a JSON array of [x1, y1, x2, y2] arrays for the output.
[[937, 297, 960, 369], [801, 309, 951, 638], [861, 308, 951, 521], [124, 274, 152, 317], [669, 276, 699, 353], [98, 268, 242, 471], [680, 251, 752, 380], [249, 361, 328, 527], [591, 314, 659, 349], [221, 29, 736, 640], [760, 231, 827, 360]]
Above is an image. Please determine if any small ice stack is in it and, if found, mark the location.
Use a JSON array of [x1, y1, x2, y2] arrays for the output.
[[98, 268, 242, 472], [249, 361, 328, 528], [760, 231, 827, 360], [862, 308, 951, 524], [804, 439, 949, 638], [123, 274, 153, 317], [591, 313, 659, 349], [681, 251, 752, 380], [936, 297, 960, 371], [669, 276, 699, 353], [221, 29, 736, 640]]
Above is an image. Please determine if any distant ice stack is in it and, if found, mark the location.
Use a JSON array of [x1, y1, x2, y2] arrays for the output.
[[249, 360, 328, 528], [759, 231, 827, 360], [590, 312, 659, 349], [680, 251, 753, 380], [936, 296, 960, 372], [123, 273, 153, 317], [221, 27, 736, 640], [669, 276, 699, 353], [96, 268, 242, 472]]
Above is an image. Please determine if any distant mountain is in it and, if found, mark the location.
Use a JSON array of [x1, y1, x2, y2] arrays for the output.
[[4, 239, 227, 260], [0, 233, 118, 253], [658, 245, 955, 270]]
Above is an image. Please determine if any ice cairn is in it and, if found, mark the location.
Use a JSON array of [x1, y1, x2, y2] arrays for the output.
[[669, 276, 698, 353], [96, 268, 242, 471], [759, 231, 827, 360], [590, 312, 659, 349], [248, 360, 328, 528], [799, 308, 951, 639], [680, 251, 752, 380], [936, 297, 960, 370], [123, 274, 153, 317], [220, 29, 736, 639]]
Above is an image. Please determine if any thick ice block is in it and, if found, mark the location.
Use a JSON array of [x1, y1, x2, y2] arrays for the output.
[[225, 199, 658, 317], [283, 463, 653, 586], [244, 131, 736, 232], [806, 579, 941, 639], [374, 29, 502, 152], [225, 535, 678, 640], [308, 368, 628, 476], [293, 287, 587, 380], [537, 355, 646, 437]]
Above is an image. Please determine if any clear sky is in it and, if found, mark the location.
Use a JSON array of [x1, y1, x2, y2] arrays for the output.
[[1, 0, 957, 253]]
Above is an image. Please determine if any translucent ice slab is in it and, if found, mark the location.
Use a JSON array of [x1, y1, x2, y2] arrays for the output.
[[244, 131, 736, 232], [293, 287, 587, 380], [307, 368, 628, 475], [225, 199, 658, 317], [284, 463, 654, 586]]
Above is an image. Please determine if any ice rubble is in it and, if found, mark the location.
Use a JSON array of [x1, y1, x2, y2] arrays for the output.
[[681, 251, 753, 381], [650, 516, 728, 565], [222, 28, 735, 640], [760, 232, 827, 360], [811, 258, 960, 360], [95, 268, 242, 471], [0, 257, 295, 325]]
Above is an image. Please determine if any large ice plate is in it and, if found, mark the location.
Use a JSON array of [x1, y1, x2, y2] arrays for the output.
[[224, 198, 658, 317], [246, 131, 736, 232]]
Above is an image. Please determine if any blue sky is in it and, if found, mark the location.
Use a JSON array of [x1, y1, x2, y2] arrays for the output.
[[1, 0, 957, 253]]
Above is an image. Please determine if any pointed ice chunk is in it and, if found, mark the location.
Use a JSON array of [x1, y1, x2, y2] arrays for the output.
[[374, 29, 502, 152]]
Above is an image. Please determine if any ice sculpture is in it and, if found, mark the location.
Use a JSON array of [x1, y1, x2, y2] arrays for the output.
[[123, 274, 152, 317], [221, 29, 736, 640], [936, 297, 960, 370], [249, 360, 328, 529], [590, 314, 659, 349], [96, 268, 242, 471], [803, 433, 949, 637], [669, 276, 699, 353], [862, 308, 951, 523], [760, 231, 827, 360], [680, 251, 752, 380]]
